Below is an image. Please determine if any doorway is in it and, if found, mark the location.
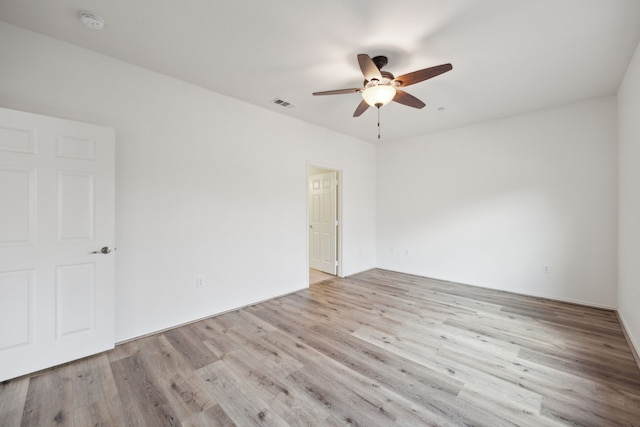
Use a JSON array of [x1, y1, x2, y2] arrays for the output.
[[308, 164, 341, 284]]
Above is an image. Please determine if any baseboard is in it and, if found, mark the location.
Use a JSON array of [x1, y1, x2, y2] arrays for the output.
[[375, 268, 616, 311], [616, 311, 640, 370], [115, 286, 307, 346], [342, 267, 377, 278]]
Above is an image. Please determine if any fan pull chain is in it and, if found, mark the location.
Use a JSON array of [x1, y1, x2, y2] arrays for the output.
[[377, 106, 381, 139]]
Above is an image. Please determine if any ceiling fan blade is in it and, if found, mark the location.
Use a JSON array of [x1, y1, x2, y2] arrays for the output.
[[353, 99, 370, 117], [313, 88, 362, 96], [393, 90, 426, 109], [395, 63, 453, 87], [357, 54, 382, 82]]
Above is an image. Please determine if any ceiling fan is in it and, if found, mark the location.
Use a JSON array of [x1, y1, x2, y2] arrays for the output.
[[313, 54, 453, 118]]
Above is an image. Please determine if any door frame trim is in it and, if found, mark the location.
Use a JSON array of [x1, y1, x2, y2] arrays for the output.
[[306, 161, 343, 282]]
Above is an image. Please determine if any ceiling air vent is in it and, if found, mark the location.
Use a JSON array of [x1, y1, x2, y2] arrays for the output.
[[271, 98, 295, 109]]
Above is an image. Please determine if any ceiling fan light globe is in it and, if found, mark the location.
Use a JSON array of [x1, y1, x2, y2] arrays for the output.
[[362, 85, 396, 107]]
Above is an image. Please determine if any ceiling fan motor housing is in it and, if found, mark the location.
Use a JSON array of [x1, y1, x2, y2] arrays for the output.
[[364, 71, 396, 88], [371, 55, 388, 70]]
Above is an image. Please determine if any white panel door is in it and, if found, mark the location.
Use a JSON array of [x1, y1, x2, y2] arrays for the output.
[[0, 108, 115, 381], [309, 171, 336, 275]]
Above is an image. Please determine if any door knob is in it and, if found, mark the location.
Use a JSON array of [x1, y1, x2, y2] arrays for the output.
[[90, 246, 112, 254]]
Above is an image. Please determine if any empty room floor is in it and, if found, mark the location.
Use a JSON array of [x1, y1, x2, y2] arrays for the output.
[[309, 268, 335, 285], [1, 269, 639, 425]]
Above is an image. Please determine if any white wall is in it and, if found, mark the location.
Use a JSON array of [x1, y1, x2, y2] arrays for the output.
[[618, 41, 640, 352], [377, 97, 618, 307], [0, 22, 376, 342], [1, 19, 631, 349]]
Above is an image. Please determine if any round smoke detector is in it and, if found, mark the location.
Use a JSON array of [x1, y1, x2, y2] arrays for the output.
[[80, 11, 105, 30]]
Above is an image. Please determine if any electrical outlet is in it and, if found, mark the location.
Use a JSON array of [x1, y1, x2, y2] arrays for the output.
[[196, 276, 205, 288], [543, 265, 550, 274]]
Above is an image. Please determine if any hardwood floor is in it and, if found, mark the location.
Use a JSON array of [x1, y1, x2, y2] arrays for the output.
[[309, 268, 335, 285], [2, 269, 640, 426]]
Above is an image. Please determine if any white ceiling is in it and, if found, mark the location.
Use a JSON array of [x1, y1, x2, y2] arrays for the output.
[[1, 0, 639, 143]]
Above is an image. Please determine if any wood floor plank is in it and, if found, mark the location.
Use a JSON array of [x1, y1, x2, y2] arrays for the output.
[[181, 403, 235, 427], [73, 392, 127, 426], [71, 352, 119, 408], [518, 347, 640, 393], [110, 351, 181, 426], [353, 324, 548, 423], [309, 268, 335, 285], [5, 268, 640, 425], [251, 307, 504, 425], [454, 385, 561, 427], [289, 284, 451, 333], [21, 364, 75, 427], [107, 338, 141, 363], [137, 333, 217, 422], [196, 360, 290, 426], [541, 393, 640, 427], [163, 325, 219, 370], [442, 340, 640, 424], [198, 317, 242, 359], [287, 363, 399, 426], [221, 324, 304, 378], [220, 347, 332, 425], [0, 376, 29, 426]]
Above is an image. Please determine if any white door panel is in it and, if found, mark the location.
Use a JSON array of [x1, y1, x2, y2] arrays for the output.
[[0, 167, 35, 246], [309, 171, 336, 275], [0, 108, 115, 381]]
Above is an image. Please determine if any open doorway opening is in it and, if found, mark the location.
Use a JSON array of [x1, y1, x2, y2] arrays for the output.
[[308, 164, 342, 285]]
